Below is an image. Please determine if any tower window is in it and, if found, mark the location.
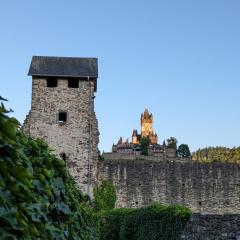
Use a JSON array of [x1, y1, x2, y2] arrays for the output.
[[47, 77, 58, 87], [60, 152, 66, 162], [58, 112, 67, 123], [68, 79, 79, 88]]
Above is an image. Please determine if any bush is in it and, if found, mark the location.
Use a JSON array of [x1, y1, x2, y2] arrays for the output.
[[99, 203, 191, 240], [93, 180, 116, 212], [0, 96, 99, 239], [99, 208, 136, 240]]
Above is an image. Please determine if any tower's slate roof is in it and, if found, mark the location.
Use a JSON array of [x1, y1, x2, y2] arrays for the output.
[[28, 56, 98, 78]]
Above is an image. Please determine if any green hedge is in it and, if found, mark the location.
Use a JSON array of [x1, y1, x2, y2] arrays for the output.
[[99, 203, 191, 240], [0, 97, 99, 239], [99, 208, 136, 240]]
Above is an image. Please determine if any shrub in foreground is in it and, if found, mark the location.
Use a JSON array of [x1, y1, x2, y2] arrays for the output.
[[99, 203, 191, 240], [99, 208, 136, 240], [0, 97, 98, 239]]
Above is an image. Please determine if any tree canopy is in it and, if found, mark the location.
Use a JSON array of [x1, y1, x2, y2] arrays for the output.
[[140, 137, 150, 156], [192, 146, 240, 163], [167, 137, 178, 149], [177, 144, 191, 158]]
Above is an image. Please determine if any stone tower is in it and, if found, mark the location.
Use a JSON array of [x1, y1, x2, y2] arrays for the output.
[[141, 109, 158, 144], [22, 56, 99, 197]]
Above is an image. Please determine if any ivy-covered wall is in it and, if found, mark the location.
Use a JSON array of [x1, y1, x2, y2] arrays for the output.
[[98, 159, 240, 213]]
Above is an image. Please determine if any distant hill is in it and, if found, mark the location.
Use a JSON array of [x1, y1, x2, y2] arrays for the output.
[[192, 146, 240, 163]]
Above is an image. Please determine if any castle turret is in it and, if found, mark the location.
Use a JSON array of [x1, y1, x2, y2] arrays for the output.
[[22, 56, 99, 197], [132, 129, 139, 144]]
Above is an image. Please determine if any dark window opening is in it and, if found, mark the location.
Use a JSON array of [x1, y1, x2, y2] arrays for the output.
[[60, 153, 66, 162], [58, 112, 67, 123], [135, 201, 138, 205], [47, 77, 58, 87], [68, 79, 79, 88], [199, 201, 202, 206]]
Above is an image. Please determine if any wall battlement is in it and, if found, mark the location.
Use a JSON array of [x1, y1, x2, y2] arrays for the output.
[[98, 159, 240, 214]]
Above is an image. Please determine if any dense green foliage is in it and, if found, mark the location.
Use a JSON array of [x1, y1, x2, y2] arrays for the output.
[[140, 137, 150, 156], [93, 180, 116, 212], [167, 137, 178, 149], [177, 144, 191, 158], [192, 146, 240, 162], [98, 208, 136, 240], [0, 97, 98, 239], [99, 203, 191, 240]]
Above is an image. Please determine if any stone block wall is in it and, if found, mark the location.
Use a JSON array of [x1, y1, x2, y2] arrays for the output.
[[181, 214, 240, 240], [23, 77, 99, 194], [98, 159, 240, 213]]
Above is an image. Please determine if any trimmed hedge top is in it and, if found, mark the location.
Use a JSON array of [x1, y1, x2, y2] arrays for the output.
[[99, 203, 191, 240]]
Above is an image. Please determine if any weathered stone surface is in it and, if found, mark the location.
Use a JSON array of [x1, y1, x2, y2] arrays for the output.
[[98, 159, 240, 213], [182, 214, 240, 240], [23, 78, 99, 195]]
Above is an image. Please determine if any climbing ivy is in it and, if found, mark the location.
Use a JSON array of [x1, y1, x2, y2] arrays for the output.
[[93, 180, 116, 212], [0, 96, 99, 239]]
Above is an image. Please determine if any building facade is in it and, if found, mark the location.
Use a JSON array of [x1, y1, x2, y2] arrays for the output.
[[22, 56, 99, 196]]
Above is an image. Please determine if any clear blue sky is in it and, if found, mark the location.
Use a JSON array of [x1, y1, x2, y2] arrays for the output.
[[1, 1, 239, 152]]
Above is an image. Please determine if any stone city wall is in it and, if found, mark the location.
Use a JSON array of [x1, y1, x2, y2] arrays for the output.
[[181, 214, 240, 240], [98, 159, 240, 213]]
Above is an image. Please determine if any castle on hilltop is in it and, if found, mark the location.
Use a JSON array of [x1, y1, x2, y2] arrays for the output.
[[112, 108, 176, 157], [133, 108, 158, 145]]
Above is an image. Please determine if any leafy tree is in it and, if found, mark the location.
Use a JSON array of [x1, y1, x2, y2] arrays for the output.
[[192, 146, 240, 163], [167, 137, 178, 149], [93, 180, 116, 212], [177, 144, 191, 158], [140, 137, 150, 156]]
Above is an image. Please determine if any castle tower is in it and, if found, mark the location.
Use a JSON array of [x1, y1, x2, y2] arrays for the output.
[[141, 109, 158, 144], [132, 129, 139, 144], [22, 56, 99, 197]]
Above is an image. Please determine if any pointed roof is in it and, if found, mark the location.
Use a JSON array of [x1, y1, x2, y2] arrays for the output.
[[132, 129, 138, 136]]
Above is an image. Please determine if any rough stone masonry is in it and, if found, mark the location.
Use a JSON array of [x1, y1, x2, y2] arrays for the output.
[[22, 56, 99, 196], [98, 158, 240, 214]]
